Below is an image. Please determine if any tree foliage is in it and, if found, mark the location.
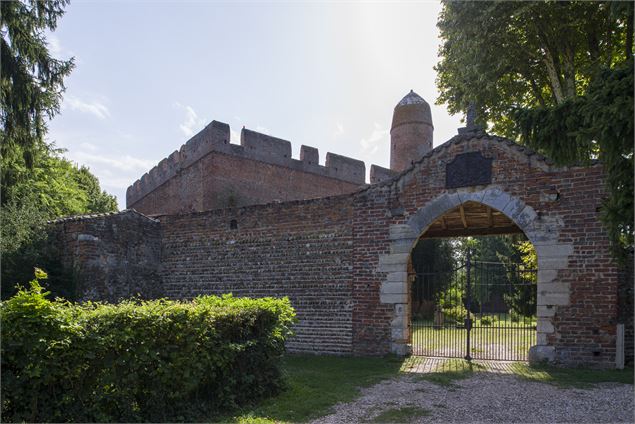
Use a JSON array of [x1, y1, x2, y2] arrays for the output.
[[1, 0, 74, 180], [436, 1, 633, 133], [436, 1, 634, 257], [1, 0, 118, 296]]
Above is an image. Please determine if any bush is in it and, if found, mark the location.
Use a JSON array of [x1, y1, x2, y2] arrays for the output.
[[436, 286, 467, 324], [1, 276, 296, 422]]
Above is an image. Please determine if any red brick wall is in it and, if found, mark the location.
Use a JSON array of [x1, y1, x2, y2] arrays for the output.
[[130, 151, 363, 216], [56, 132, 620, 366], [158, 196, 356, 354], [352, 133, 618, 365]]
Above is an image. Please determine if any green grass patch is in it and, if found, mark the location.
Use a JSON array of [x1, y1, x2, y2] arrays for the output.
[[224, 354, 403, 423], [509, 363, 634, 388], [369, 406, 431, 423]]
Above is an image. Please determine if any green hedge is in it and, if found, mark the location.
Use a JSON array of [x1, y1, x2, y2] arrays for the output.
[[1, 277, 296, 422]]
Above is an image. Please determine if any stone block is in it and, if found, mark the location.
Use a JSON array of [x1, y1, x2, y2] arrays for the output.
[[391, 327, 406, 340], [391, 239, 415, 253], [378, 253, 409, 272], [536, 318, 554, 333], [381, 281, 407, 295], [539, 282, 570, 294], [380, 292, 408, 304], [537, 305, 556, 318], [537, 269, 557, 283], [481, 187, 511, 212], [389, 224, 417, 241], [528, 345, 556, 365], [538, 292, 570, 306], [536, 244, 573, 258], [385, 272, 408, 282], [407, 193, 460, 233], [394, 303, 407, 317], [537, 256, 569, 270], [391, 342, 411, 356]]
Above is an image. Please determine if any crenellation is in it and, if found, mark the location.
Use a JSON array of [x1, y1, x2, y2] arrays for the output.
[[325, 152, 366, 184], [300, 145, 319, 165], [241, 128, 292, 162], [370, 164, 397, 184], [127, 120, 368, 209]]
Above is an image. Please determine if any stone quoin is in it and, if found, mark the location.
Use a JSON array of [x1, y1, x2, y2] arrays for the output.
[[50, 91, 630, 368]]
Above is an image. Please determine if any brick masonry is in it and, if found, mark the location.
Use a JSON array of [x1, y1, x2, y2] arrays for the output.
[[50, 210, 162, 302], [52, 131, 625, 367], [126, 121, 368, 215]]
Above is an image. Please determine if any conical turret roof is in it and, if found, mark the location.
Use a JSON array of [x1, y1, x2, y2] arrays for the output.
[[392, 90, 433, 130]]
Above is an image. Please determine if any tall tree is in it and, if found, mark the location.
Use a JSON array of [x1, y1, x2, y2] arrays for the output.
[[1, 0, 74, 202], [436, 1, 634, 258]]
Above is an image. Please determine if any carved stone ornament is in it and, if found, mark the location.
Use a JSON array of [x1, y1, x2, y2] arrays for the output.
[[445, 151, 493, 188]]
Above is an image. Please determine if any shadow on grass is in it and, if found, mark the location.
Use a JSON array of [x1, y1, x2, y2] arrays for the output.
[[225, 354, 404, 424]]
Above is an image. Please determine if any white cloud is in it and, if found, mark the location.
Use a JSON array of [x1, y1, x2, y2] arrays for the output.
[[175, 102, 205, 138], [360, 122, 389, 157], [230, 128, 241, 143], [49, 35, 62, 56], [64, 95, 110, 120], [334, 122, 345, 138], [69, 151, 156, 174]]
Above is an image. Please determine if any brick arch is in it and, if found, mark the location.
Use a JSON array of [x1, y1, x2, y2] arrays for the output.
[[379, 187, 572, 362]]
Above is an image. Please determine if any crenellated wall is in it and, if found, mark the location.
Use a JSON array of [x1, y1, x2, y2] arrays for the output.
[[126, 121, 370, 215], [51, 130, 623, 367]]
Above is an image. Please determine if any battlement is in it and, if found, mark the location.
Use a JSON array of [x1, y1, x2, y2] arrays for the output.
[[126, 120, 369, 207]]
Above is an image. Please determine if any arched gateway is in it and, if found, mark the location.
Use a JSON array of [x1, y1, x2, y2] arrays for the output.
[[51, 93, 622, 368]]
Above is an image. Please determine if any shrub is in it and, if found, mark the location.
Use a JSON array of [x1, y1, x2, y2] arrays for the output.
[[436, 286, 467, 324], [1, 275, 296, 422]]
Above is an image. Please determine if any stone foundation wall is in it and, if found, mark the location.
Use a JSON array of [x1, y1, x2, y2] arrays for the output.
[[50, 210, 162, 302], [158, 195, 356, 355]]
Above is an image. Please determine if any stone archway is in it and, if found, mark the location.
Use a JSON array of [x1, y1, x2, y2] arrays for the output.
[[378, 187, 573, 362]]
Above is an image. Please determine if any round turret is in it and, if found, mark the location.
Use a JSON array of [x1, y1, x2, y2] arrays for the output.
[[390, 90, 434, 172]]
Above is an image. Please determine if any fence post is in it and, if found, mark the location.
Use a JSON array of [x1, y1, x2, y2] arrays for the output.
[[465, 248, 472, 361]]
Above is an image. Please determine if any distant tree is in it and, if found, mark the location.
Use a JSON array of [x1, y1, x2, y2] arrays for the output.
[[1, 0, 75, 201], [436, 1, 634, 258]]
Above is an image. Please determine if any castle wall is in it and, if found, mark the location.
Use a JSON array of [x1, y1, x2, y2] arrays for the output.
[[52, 132, 621, 366], [126, 121, 367, 215], [50, 210, 162, 302], [158, 195, 356, 355]]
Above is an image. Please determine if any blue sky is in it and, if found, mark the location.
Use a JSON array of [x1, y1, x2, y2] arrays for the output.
[[47, 1, 463, 209]]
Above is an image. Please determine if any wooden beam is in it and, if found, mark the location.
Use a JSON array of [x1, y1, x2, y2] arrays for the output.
[[487, 207, 493, 228], [423, 225, 525, 238], [459, 204, 468, 228], [441, 216, 447, 230]]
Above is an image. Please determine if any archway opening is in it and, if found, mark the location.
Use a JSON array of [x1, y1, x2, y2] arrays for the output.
[[408, 201, 537, 361]]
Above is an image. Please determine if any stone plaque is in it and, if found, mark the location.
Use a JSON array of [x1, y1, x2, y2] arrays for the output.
[[445, 152, 493, 188]]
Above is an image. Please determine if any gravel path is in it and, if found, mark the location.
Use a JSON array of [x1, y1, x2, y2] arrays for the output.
[[312, 373, 634, 423]]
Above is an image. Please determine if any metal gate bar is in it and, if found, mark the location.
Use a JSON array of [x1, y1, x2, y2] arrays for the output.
[[410, 251, 536, 361]]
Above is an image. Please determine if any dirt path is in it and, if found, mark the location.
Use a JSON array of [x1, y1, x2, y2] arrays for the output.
[[311, 369, 633, 423]]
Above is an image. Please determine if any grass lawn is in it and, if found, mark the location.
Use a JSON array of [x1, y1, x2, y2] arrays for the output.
[[214, 355, 633, 423], [222, 355, 403, 423], [412, 317, 536, 360]]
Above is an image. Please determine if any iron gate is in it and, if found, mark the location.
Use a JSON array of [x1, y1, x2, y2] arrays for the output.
[[410, 251, 537, 361]]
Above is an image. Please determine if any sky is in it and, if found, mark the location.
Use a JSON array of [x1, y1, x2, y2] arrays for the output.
[[47, 0, 464, 209]]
